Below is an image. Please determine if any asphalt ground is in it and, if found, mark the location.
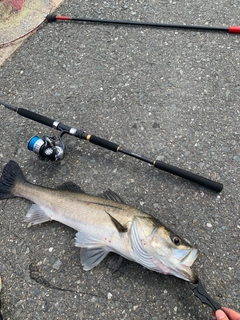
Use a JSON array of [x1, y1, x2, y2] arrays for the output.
[[0, 0, 240, 319]]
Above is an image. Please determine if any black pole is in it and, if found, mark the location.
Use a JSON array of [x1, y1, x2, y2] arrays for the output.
[[0, 101, 223, 192], [46, 15, 240, 34]]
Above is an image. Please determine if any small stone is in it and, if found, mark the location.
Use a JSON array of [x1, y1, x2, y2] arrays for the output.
[[53, 259, 62, 270], [49, 255, 55, 264], [199, 162, 204, 169], [207, 222, 212, 228], [226, 89, 230, 98], [107, 292, 113, 300], [90, 296, 97, 303], [152, 122, 160, 128]]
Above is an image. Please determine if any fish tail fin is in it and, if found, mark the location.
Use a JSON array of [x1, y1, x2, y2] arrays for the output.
[[0, 160, 26, 200]]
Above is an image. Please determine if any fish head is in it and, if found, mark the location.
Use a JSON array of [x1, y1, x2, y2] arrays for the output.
[[131, 216, 198, 283]]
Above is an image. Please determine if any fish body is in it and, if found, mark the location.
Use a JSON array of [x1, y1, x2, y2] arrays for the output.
[[0, 160, 198, 283]]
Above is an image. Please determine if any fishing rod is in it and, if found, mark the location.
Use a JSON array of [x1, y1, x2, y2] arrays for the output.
[[46, 14, 240, 34], [0, 101, 223, 192]]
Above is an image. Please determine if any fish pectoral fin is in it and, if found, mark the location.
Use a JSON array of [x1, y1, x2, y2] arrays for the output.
[[105, 211, 127, 233], [130, 218, 157, 271], [25, 204, 51, 226], [80, 247, 109, 271]]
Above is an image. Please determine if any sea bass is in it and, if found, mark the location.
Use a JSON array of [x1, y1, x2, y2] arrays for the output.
[[0, 160, 198, 283]]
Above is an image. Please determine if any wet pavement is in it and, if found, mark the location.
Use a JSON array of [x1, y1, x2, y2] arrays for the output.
[[0, 0, 239, 319]]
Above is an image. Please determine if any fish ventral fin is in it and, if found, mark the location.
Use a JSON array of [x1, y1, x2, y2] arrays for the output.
[[105, 211, 127, 233], [99, 188, 125, 203], [0, 160, 26, 200], [56, 181, 85, 193], [80, 247, 109, 271], [25, 204, 52, 225], [75, 231, 109, 271]]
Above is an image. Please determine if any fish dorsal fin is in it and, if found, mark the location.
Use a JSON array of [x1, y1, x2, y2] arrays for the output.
[[99, 189, 125, 203], [57, 182, 85, 193], [130, 217, 157, 271], [105, 211, 127, 233]]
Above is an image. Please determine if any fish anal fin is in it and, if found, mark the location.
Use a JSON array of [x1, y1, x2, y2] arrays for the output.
[[57, 182, 85, 193], [25, 204, 51, 226], [80, 247, 109, 271], [105, 211, 127, 233]]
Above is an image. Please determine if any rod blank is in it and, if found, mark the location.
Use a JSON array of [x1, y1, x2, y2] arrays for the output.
[[46, 15, 240, 34]]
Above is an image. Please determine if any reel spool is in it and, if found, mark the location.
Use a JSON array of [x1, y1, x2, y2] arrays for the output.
[[28, 134, 65, 161]]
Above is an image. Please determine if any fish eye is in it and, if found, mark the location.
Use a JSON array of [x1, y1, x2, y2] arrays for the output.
[[172, 236, 181, 246]]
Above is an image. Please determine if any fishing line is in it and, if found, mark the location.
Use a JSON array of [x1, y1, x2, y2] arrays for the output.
[[0, 101, 223, 192], [46, 14, 240, 34]]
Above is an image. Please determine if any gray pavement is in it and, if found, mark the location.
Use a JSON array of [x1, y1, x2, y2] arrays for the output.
[[0, 0, 240, 319]]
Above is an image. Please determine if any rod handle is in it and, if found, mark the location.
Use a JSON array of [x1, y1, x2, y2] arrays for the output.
[[17, 108, 55, 128], [228, 26, 240, 33], [154, 160, 223, 192]]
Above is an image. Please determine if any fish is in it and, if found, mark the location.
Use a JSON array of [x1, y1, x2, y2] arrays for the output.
[[0, 160, 198, 283]]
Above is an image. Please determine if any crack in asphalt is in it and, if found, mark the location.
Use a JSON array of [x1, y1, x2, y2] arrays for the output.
[[29, 262, 74, 293]]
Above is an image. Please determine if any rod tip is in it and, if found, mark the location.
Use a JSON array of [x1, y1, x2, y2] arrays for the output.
[[0, 101, 18, 111]]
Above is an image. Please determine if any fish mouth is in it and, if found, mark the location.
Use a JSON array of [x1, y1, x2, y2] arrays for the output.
[[180, 248, 199, 283], [153, 248, 199, 283], [181, 248, 198, 267]]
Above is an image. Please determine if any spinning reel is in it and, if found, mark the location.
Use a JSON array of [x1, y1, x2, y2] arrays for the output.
[[28, 132, 65, 161]]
